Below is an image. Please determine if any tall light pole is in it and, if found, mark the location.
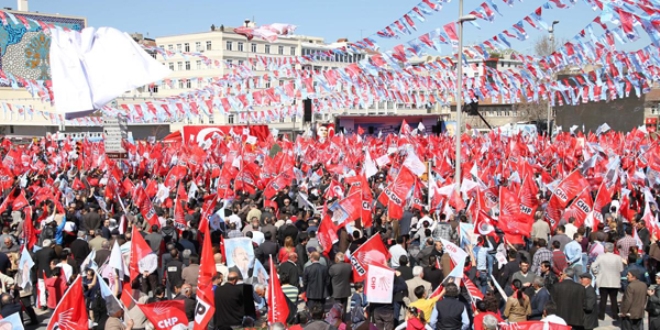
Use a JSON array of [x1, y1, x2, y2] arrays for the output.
[[245, 19, 251, 127], [454, 0, 476, 192], [547, 20, 559, 139]]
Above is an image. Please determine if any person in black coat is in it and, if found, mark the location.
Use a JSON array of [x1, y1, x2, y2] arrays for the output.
[[0, 293, 21, 319], [552, 267, 585, 328], [69, 231, 91, 266], [303, 251, 328, 311], [579, 273, 599, 330], [34, 239, 56, 310], [213, 271, 256, 327], [422, 255, 444, 290], [278, 252, 300, 288]]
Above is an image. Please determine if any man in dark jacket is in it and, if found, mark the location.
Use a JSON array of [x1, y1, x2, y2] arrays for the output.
[[552, 267, 585, 328], [213, 271, 256, 327], [430, 283, 469, 330], [279, 252, 300, 288], [620, 269, 648, 330], [529, 276, 551, 320], [328, 252, 353, 315], [422, 255, 444, 290], [303, 251, 328, 311], [70, 231, 91, 266], [579, 273, 599, 330], [34, 239, 56, 310], [81, 206, 102, 232]]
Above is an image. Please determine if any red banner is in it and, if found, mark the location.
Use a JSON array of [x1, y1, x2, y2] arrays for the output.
[[182, 125, 270, 144]]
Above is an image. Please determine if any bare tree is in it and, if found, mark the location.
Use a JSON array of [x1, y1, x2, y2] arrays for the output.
[[516, 98, 548, 124], [533, 35, 565, 57]]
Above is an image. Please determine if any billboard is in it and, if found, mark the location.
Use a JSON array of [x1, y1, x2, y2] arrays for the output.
[[181, 125, 270, 144], [554, 75, 645, 133], [0, 12, 86, 82]]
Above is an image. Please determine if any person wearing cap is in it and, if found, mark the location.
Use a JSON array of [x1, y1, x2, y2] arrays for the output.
[[579, 273, 599, 330], [620, 269, 647, 330], [647, 272, 660, 329]]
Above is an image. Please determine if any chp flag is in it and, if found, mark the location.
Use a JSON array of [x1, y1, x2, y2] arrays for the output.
[[365, 264, 395, 304]]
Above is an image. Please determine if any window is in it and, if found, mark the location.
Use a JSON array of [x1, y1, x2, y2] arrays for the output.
[[196, 60, 202, 70], [168, 44, 173, 51], [652, 103, 660, 115], [206, 41, 212, 50], [279, 80, 284, 86], [184, 43, 190, 52], [251, 43, 257, 52], [226, 41, 233, 51], [265, 45, 270, 54], [195, 42, 201, 51], [238, 42, 244, 52], [278, 46, 284, 55], [168, 63, 174, 71], [238, 60, 244, 66], [185, 61, 190, 70], [228, 114, 235, 124], [176, 44, 182, 52], [290, 47, 296, 56], [265, 80, 271, 88], [186, 80, 192, 89], [178, 80, 184, 89], [177, 62, 183, 70], [227, 60, 233, 66], [150, 53, 157, 59], [149, 85, 159, 94]]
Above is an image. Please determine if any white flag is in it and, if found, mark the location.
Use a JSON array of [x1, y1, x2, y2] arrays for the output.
[[365, 264, 394, 304]]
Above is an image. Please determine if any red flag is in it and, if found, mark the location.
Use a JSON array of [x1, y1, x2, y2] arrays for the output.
[[139, 196, 160, 229], [498, 186, 532, 236], [174, 199, 187, 230], [219, 234, 226, 262], [129, 225, 155, 283], [23, 206, 37, 250], [139, 300, 188, 330], [72, 177, 86, 190], [12, 190, 29, 210], [193, 283, 215, 330], [198, 231, 215, 288], [317, 216, 338, 256], [330, 191, 362, 228], [554, 170, 589, 207], [473, 210, 496, 237], [46, 276, 88, 330], [348, 235, 390, 282], [268, 256, 290, 325], [563, 187, 593, 228]]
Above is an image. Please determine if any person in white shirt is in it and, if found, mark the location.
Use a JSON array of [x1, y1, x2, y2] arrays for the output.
[[542, 302, 567, 325], [564, 217, 578, 241], [389, 236, 408, 268]]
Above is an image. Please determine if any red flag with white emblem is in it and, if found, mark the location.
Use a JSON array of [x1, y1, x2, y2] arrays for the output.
[[46, 276, 88, 330], [268, 256, 290, 325]]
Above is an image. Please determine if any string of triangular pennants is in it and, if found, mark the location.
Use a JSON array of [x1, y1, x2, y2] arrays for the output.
[[0, 0, 658, 125]]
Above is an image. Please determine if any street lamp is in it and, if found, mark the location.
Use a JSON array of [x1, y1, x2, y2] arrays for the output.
[[244, 19, 251, 127], [454, 0, 476, 192], [547, 20, 559, 139]]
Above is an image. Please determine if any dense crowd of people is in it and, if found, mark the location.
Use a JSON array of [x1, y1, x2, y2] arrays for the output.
[[0, 127, 658, 330]]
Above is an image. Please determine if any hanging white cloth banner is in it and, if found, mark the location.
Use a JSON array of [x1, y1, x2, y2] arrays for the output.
[[50, 27, 171, 119]]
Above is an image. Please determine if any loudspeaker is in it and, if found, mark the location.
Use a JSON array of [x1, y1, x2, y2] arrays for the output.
[[466, 102, 479, 116], [303, 99, 312, 123], [368, 126, 375, 135]]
